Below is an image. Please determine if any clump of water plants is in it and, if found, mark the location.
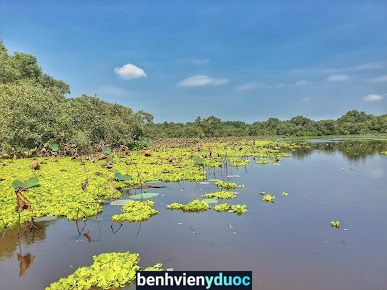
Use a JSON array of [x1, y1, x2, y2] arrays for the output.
[[214, 180, 243, 190], [112, 200, 158, 222], [330, 220, 340, 228], [214, 203, 248, 215], [262, 194, 275, 203], [228, 157, 250, 167], [202, 191, 237, 199], [167, 199, 210, 212], [0, 138, 301, 229], [45, 252, 164, 290], [282, 191, 289, 196]]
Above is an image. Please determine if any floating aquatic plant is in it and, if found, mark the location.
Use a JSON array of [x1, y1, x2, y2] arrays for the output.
[[262, 194, 275, 203], [114, 171, 132, 182], [12, 176, 39, 190], [214, 180, 243, 190], [112, 200, 157, 222], [167, 199, 210, 212], [0, 139, 301, 229], [49, 144, 59, 152], [102, 146, 112, 154], [228, 157, 250, 167], [129, 192, 160, 200], [202, 191, 237, 199], [192, 156, 205, 166], [282, 191, 289, 196], [330, 220, 340, 228], [201, 198, 218, 204], [45, 252, 164, 290], [213, 203, 247, 215]]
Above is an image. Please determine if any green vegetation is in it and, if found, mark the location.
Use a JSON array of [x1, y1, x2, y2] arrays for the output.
[[146, 112, 387, 139], [0, 139, 312, 229], [167, 200, 210, 212], [0, 43, 386, 157], [0, 42, 151, 156], [262, 194, 276, 203], [213, 203, 248, 215], [202, 191, 237, 199], [214, 180, 243, 190], [330, 220, 341, 228], [112, 200, 158, 222], [46, 252, 163, 290]]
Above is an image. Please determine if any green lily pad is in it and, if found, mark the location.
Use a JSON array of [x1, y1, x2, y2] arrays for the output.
[[114, 171, 132, 181], [202, 198, 218, 204], [49, 143, 59, 152], [110, 199, 131, 206], [102, 146, 112, 154], [192, 156, 204, 166], [129, 192, 160, 200], [34, 216, 58, 222]]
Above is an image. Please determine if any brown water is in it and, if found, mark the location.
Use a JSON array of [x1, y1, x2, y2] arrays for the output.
[[1, 140, 387, 290]]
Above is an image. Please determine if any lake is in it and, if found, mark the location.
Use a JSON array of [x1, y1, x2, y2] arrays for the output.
[[1, 139, 386, 290]]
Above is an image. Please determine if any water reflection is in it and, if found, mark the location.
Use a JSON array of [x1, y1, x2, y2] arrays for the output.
[[0, 222, 48, 260], [292, 140, 387, 160]]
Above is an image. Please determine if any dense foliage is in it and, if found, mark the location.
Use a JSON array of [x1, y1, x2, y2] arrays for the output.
[[0, 42, 149, 155], [146, 112, 387, 138]]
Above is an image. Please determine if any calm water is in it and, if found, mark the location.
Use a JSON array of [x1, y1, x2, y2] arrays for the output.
[[1, 140, 387, 290]]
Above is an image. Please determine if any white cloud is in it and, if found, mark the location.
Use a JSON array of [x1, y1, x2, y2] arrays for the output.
[[295, 80, 309, 86], [328, 74, 350, 81], [363, 94, 383, 102], [370, 75, 387, 83], [114, 63, 147, 80], [236, 82, 271, 91], [178, 75, 228, 87]]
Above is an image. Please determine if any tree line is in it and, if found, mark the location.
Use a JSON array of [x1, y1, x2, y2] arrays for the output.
[[0, 42, 386, 155], [145, 112, 387, 139]]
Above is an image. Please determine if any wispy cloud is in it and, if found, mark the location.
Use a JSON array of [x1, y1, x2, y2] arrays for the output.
[[178, 75, 228, 87], [292, 62, 384, 74], [363, 94, 384, 102], [191, 58, 210, 65], [354, 62, 383, 70], [114, 63, 147, 80], [236, 82, 271, 91], [328, 74, 351, 81], [295, 80, 309, 86], [369, 75, 387, 83]]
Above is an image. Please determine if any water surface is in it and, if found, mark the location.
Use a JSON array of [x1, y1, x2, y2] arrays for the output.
[[1, 140, 386, 290]]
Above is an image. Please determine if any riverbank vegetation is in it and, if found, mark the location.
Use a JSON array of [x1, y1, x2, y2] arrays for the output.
[[1, 42, 386, 156]]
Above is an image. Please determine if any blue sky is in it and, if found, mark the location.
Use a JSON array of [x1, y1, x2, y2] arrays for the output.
[[1, 0, 386, 122]]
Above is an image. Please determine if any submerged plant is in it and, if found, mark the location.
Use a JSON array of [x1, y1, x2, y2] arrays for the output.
[[166, 199, 210, 212], [112, 200, 158, 222], [45, 252, 164, 290], [262, 194, 275, 203], [202, 191, 237, 199]]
